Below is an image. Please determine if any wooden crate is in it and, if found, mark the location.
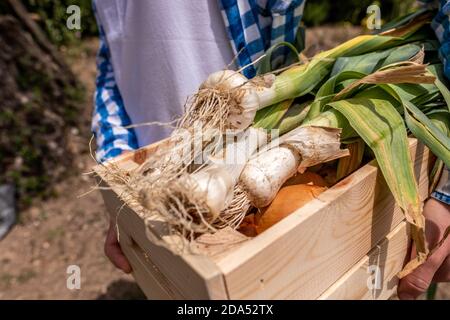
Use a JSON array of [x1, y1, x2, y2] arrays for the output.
[[94, 138, 431, 300]]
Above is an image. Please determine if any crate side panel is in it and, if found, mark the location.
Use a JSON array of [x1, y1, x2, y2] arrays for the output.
[[97, 185, 228, 299], [118, 226, 179, 299], [218, 140, 429, 300], [318, 221, 409, 300], [117, 203, 228, 299]]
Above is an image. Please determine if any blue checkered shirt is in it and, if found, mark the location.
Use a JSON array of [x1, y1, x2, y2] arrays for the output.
[[92, 0, 450, 204], [92, 0, 305, 162], [91, 24, 139, 162]]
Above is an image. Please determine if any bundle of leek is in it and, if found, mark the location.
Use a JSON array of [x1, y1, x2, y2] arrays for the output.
[[112, 10, 449, 276]]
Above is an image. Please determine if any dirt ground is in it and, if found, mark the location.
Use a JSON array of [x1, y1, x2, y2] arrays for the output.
[[0, 26, 449, 300], [0, 38, 145, 300]]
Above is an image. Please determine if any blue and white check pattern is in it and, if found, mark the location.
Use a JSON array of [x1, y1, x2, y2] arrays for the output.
[[429, 0, 450, 78], [424, 0, 450, 204], [431, 167, 450, 204], [92, 0, 305, 161], [219, 0, 305, 78], [92, 0, 449, 203], [91, 11, 139, 162], [91, 30, 139, 162]]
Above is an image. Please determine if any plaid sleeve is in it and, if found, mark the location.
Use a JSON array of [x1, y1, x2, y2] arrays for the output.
[[431, 167, 450, 204], [423, 0, 450, 204], [219, 0, 305, 78], [421, 0, 450, 79], [92, 10, 138, 163]]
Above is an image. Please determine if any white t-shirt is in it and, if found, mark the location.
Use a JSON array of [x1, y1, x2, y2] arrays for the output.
[[94, 0, 234, 147]]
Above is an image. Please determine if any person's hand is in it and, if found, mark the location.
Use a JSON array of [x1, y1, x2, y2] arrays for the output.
[[103, 150, 132, 273], [398, 198, 450, 300], [104, 219, 132, 273]]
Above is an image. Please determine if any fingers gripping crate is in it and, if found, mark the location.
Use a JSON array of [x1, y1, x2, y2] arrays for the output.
[[94, 138, 431, 300]]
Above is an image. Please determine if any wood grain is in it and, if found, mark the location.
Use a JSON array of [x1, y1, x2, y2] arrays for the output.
[[118, 226, 176, 299], [318, 221, 410, 300], [96, 138, 228, 299], [215, 139, 429, 299], [95, 138, 430, 300], [98, 185, 229, 300]]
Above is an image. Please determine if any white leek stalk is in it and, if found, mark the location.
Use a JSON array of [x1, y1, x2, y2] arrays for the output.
[[200, 70, 276, 130], [199, 62, 334, 130], [240, 125, 349, 208], [188, 127, 268, 217]]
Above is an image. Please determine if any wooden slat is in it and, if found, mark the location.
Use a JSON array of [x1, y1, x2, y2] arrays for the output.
[[95, 138, 430, 300], [99, 187, 229, 300], [215, 139, 429, 300], [95, 137, 229, 300], [318, 221, 410, 300], [106, 139, 170, 166], [118, 227, 176, 299]]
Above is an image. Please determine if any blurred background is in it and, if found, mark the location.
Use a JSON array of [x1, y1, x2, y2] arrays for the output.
[[0, 0, 447, 299]]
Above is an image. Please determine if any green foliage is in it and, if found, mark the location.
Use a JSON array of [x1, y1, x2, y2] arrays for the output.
[[0, 0, 419, 45], [303, 0, 418, 26], [0, 0, 97, 46], [0, 13, 86, 209]]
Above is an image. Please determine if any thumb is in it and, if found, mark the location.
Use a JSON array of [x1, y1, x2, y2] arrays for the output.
[[398, 242, 448, 300]]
